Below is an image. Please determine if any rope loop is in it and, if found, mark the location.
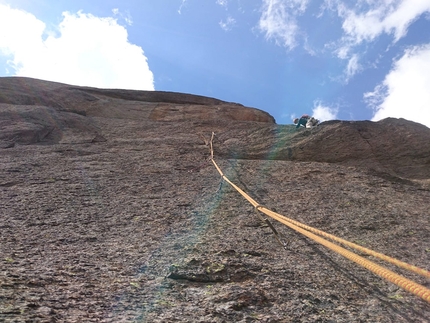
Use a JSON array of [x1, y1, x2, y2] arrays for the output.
[[254, 204, 264, 211]]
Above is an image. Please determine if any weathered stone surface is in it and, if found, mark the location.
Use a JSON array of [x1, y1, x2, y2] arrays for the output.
[[215, 118, 430, 180], [0, 76, 275, 125], [1, 77, 429, 322]]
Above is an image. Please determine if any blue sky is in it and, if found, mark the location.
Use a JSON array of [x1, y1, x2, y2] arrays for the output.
[[1, 1, 430, 126]]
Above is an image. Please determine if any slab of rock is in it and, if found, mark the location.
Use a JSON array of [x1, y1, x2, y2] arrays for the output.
[[1, 77, 429, 323]]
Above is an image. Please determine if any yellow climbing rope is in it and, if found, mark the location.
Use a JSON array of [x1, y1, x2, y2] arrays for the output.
[[208, 133, 430, 303]]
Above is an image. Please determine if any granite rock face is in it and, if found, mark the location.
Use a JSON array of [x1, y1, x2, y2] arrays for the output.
[[215, 118, 430, 181], [1, 77, 429, 322], [0, 76, 274, 146]]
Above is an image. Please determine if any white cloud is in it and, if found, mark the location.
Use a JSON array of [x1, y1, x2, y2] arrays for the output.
[[216, 0, 229, 8], [0, 4, 154, 90], [219, 16, 236, 31], [345, 53, 361, 81], [326, 0, 430, 80], [178, 0, 188, 14], [365, 44, 430, 128], [0, 4, 46, 58], [337, 0, 430, 44], [312, 100, 338, 121], [258, 0, 309, 50], [112, 8, 133, 25]]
